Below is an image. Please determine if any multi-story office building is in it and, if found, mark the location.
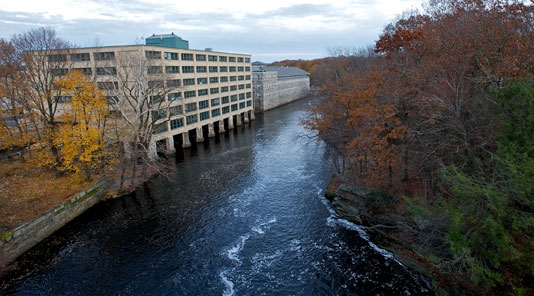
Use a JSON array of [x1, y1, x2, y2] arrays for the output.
[[64, 33, 254, 155]]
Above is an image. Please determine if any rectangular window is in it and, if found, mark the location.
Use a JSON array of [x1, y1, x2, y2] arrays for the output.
[[221, 96, 229, 104], [211, 98, 220, 106], [239, 84, 245, 90], [239, 102, 246, 109], [237, 57, 244, 63], [246, 92, 252, 98], [147, 66, 162, 74], [169, 106, 183, 117], [197, 78, 207, 85], [151, 109, 166, 122], [199, 100, 209, 109], [96, 67, 117, 75], [154, 122, 168, 134], [55, 96, 71, 103], [210, 87, 219, 94], [239, 93, 245, 100], [231, 104, 238, 111], [164, 52, 178, 60], [198, 89, 208, 96], [146, 50, 161, 59], [209, 66, 218, 73], [238, 75, 244, 81], [196, 66, 206, 73], [94, 51, 115, 61], [230, 85, 237, 91], [230, 76, 237, 81], [170, 118, 184, 129], [186, 114, 198, 124], [185, 102, 197, 112], [246, 83, 251, 89], [247, 100, 252, 107], [200, 111, 210, 121], [150, 95, 164, 104], [220, 76, 228, 82], [168, 92, 182, 101], [167, 79, 181, 88], [70, 53, 90, 62], [74, 68, 92, 76], [183, 78, 195, 86], [221, 86, 228, 93], [181, 53, 194, 61], [219, 66, 227, 72], [48, 54, 66, 62], [209, 77, 219, 83], [211, 109, 220, 117], [184, 90, 196, 98], [195, 54, 206, 61], [148, 80, 164, 88], [51, 68, 68, 77], [245, 66, 251, 71], [245, 57, 250, 63], [97, 81, 118, 89], [182, 66, 194, 73], [246, 75, 251, 80], [229, 57, 236, 62], [222, 106, 230, 114], [231, 95, 238, 102], [219, 56, 227, 62], [229, 66, 236, 72], [208, 55, 218, 61], [238, 66, 244, 72], [166, 66, 179, 73]]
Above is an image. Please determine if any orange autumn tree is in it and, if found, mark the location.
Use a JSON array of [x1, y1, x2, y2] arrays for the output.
[[54, 70, 113, 180]]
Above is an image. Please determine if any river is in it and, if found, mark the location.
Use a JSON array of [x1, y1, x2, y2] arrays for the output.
[[1, 98, 433, 295]]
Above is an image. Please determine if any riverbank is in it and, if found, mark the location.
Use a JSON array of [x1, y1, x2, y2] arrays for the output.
[[325, 174, 447, 294]]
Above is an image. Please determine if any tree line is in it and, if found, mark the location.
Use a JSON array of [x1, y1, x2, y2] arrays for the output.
[[0, 28, 173, 192], [299, 0, 534, 294]]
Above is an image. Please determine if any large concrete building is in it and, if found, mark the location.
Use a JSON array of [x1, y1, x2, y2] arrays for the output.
[[252, 64, 310, 112], [64, 33, 254, 156]]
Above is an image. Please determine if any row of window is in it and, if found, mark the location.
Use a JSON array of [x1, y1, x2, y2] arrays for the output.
[[53, 66, 252, 77], [153, 101, 253, 134], [57, 51, 251, 63]]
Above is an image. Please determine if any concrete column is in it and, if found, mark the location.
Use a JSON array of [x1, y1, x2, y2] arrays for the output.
[[208, 123, 216, 137], [196, 126, 204, 142], [236, 114, 242, 126], [182, 131, 191, 148], [227, 117, 234, 130], [244, 111, 249, 123], [250, 111, 256, 121], [166, 136, 176, 154], [148, 141, 158, 160], [218, 120, 225, 133]]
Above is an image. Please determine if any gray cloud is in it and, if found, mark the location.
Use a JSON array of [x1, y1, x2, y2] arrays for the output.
[[0, 0, 422, 62]]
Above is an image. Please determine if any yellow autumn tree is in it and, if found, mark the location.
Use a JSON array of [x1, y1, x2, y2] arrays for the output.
[[55, 70, 113, 180]]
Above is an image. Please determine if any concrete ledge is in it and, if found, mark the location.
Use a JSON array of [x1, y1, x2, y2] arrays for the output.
[[0, 178, 112, 270]]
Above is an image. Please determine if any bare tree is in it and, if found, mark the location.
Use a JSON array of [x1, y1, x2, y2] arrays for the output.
[[96, 46, 176, 191], [10, 28, 71, 165]]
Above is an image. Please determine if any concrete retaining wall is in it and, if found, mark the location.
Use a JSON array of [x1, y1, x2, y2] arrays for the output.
[[0, 178, 112, 269]]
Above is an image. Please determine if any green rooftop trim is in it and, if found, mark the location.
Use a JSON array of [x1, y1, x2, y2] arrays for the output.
[[146, 33, 189, 49]]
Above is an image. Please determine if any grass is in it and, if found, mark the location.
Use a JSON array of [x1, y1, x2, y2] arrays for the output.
[[0, 160, 92, 234]]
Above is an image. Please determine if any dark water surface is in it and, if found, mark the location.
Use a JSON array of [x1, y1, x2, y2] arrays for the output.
[[1, 99, 433, 295]]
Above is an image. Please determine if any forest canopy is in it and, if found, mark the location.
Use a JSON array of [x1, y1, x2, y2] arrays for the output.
[[303, 0, 534, 294]]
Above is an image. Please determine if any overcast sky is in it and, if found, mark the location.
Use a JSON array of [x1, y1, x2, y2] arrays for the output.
[[0, 0, 423, 63]]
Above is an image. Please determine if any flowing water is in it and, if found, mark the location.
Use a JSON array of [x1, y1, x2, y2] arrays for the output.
[[1, 99, 433, 295]]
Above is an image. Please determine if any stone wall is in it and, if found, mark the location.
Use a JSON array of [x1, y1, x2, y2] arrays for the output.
[[0, 178, 112, 270], [253, 72, 310, 112]]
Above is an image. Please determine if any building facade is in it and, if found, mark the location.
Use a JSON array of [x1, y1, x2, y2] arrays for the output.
[[64, 34, 254, 156], [252, 65, 310, 112]]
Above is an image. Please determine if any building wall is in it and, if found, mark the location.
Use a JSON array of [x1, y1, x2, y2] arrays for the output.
[[253, 71, 310, 112], [64, 45, 254, 153]]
